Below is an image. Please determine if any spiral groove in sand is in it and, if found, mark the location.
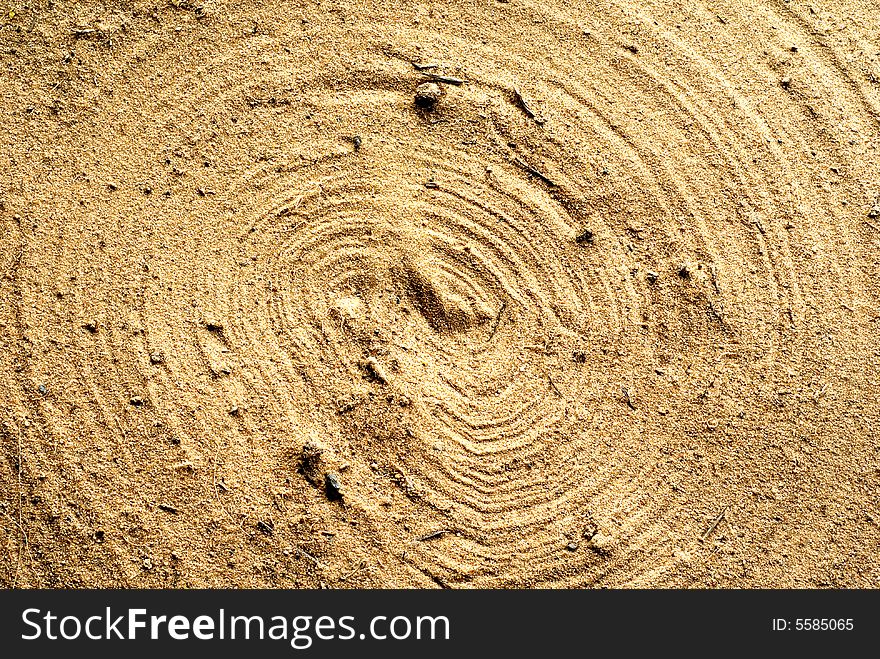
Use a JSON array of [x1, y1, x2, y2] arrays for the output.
[[2, 0, 878, 588]]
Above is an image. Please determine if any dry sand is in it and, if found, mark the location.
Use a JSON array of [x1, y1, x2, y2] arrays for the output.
[[1, 0, 879, 588]]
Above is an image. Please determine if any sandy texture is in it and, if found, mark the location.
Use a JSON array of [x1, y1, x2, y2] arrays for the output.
[[1, 0, 879, 588]]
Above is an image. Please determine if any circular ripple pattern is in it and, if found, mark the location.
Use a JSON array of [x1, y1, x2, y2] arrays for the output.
[[137, 1, 878, 586], [3, 0, 878, 588]]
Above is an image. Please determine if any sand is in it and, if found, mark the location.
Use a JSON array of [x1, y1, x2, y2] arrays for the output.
[[1, 0, 878, 588]]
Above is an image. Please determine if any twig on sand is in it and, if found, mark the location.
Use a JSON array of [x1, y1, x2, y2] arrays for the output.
[[420, 73, 465, 86], [700, 505, 730, 542], [297, 546, 325, 568], [512, 156, 556, 186], [418, 529, 451, 541], [513, 87, 544, 124], [621, 386, 636, 410], [487, 301, 507, 341], [340, 560, 367, 581], [514, 87, 537, 118]]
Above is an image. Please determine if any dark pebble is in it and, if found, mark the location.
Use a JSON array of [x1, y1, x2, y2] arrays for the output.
[[575, 229, 594, 245], [325, 472, 343, 501], [415, 82, 443, 110]]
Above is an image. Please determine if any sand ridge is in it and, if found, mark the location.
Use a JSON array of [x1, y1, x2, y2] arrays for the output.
[[0, 0, 879, 588]]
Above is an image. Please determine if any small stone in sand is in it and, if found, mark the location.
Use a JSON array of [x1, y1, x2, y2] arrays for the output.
[[415, 82, 443, 110], [325, 472, 343, 501]]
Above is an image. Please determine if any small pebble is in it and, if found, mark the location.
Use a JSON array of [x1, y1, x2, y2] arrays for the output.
[[362, 357, 388, 384], [575, 229, 594, 245], [129, 396, 144, 406], [37, 384, 48, 395], [589, 532, 615, 553], [325, 472, 343, 501], [415, 82, 443, 110], [149, 352, 164, 365]]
